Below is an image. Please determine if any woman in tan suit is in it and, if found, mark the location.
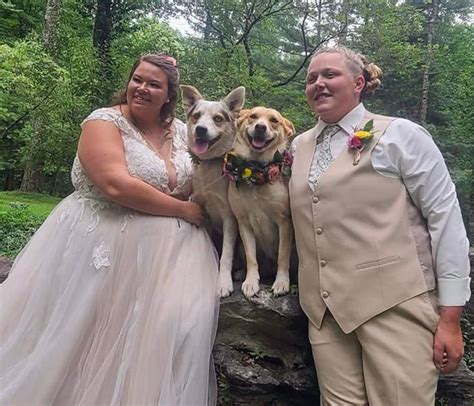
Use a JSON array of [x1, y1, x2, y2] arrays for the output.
[[289, 45, 470, 405]]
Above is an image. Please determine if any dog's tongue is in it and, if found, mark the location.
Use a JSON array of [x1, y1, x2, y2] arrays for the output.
[[193, 139, 209, 154], [251, 138, 266, 149]]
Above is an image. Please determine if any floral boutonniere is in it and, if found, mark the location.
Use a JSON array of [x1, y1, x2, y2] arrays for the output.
[[222, 150, 293, 187], [348, 119, 375, 166]]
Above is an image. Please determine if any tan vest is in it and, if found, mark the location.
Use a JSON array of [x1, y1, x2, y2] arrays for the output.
[[289, 112, 435, 333]]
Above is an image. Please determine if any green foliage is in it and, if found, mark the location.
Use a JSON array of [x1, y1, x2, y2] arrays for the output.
[[0, 191, 61, 216], [428, 23, 474, 229], [0, 0, 47, 43], [0, 191, 59, 257], [217, 371, 233, 405], [353, 1, 426, 118], [0, 202, 45, 258], [0, 38, 84, 194], [110, 18, 184, 98]]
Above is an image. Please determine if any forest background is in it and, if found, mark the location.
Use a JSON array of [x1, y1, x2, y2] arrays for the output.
[[0, 0, 472, 239], [0, 0, 473, 394]]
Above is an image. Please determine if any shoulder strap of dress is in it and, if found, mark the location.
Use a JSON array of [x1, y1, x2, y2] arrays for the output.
[[81, 107, 121, 127]]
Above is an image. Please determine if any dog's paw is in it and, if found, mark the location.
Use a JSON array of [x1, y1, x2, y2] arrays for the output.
[[272, 275, 290, 296], [242, 276, 260, 298], [218, 273, 234, 298]]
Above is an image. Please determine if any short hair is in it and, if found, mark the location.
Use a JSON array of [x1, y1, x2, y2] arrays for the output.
[[313, 45, 382, 97]]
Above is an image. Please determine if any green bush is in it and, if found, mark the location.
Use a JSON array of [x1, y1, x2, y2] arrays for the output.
[[0, 202, 45, 258]]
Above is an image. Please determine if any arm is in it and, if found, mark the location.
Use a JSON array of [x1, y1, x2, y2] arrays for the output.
[[78, 120, 204, 225], [374, 119, 471, 373]]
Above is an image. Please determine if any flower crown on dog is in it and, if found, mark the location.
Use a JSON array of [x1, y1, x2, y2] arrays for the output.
[[348, 119, 375, 165], [222, 150, 293, 187]]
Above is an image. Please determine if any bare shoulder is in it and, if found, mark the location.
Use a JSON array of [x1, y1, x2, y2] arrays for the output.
[[80, 119, 122, 142]]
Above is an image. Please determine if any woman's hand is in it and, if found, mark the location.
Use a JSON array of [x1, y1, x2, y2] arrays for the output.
[[433, 306, 464, 374], [179, 201, 206, 226]]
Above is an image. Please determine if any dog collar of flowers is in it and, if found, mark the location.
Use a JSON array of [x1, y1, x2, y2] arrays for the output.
[[222, 150, 293, 187], [348, 119, 375, 166]]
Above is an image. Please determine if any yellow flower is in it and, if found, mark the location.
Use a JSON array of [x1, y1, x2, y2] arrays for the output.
[[354, 130, 372, 139], [242, 168, 252, 178]]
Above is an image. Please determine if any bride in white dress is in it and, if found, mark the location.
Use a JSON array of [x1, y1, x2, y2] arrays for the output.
[[0, 54, 219, 405]]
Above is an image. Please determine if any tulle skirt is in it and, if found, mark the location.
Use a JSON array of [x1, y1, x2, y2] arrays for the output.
[[0, 192, 219, 405]]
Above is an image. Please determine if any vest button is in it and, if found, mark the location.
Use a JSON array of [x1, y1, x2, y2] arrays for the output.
[[316, 227, 323, 235], [320, 259, 327, 267], [312, 196, 319, 204], [322, 291, 329, 299]]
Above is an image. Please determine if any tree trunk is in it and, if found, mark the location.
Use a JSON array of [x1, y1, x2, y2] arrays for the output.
[[317, 0, 322, 43], [43, 0, 62, 56], [338, 0, 349, 42], [420, 0, 439, 125], [19, 115, 44, 193], [93, 0, 114, 101], [243, 36, 255, 77], [3, 169, 16, 190], [20, 0, 63, 193], [19, 164, 43, 192]]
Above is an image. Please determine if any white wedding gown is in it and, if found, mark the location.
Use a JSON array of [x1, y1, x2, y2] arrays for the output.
[[0, 108, 219, 405]]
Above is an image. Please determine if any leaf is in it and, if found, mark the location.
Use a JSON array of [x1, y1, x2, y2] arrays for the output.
[[363, 119, 374, 132]]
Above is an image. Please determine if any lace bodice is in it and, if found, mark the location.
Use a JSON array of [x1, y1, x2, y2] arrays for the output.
[[71, 107, 193, 202]]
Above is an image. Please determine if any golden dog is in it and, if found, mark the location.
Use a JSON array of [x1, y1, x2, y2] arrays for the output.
[[226, 107, 295, 297]]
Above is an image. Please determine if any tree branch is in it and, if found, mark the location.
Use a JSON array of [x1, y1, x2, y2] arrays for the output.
[[1, 83, 59, 139]]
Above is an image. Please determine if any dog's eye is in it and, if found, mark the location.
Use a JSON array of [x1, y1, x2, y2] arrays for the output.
[[192, 112, 201, 120], [249, 114, 257, 119], [270, 117, 279, 124], [214, 115, 223, 123]]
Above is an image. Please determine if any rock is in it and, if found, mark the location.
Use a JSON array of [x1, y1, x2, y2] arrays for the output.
[[215, 284, 319, 405], [0, 255, 12, 283], [437, 361, 474, 406]]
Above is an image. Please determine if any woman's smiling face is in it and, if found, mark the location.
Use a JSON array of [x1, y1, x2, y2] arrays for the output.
[[126, 61, 169, 120], [305, 52, 365, 123]]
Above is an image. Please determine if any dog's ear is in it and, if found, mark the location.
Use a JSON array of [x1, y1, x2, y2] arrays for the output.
[[223, 86, 245, 117], [238, 109, 250, 126], [180, 85, 203, 115], [283, 118, 296, 138]]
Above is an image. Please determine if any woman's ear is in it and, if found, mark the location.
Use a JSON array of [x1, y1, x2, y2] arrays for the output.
[[354, 74, 365, 95]]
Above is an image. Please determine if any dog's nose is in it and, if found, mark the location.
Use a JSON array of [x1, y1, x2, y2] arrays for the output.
[[195, 125, 208, 138], [255, 123, 267, 134]]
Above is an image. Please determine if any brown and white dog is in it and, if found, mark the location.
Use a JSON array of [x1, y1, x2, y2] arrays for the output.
[[227, 107, 295, 297], [181, 85, 245, 297]]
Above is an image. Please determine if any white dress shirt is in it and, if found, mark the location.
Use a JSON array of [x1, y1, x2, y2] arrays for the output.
[[296, 103, 471, 306]]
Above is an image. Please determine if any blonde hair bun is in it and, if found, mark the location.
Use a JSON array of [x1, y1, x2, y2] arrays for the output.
[[363, 60, 382, 94]]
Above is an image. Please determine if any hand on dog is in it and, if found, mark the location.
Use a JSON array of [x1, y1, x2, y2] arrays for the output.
[[180, 201, 206, 226]]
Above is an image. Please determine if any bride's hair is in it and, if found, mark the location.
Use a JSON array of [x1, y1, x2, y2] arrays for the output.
[[112, 53, 180, 129]]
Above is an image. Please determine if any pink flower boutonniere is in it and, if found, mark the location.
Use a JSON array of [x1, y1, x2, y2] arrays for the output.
[[348, 119, 375, 166]]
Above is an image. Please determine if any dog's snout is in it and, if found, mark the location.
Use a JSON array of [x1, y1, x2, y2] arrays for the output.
[[195, 125, 208, 138], [255, 123, 267, 134]]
